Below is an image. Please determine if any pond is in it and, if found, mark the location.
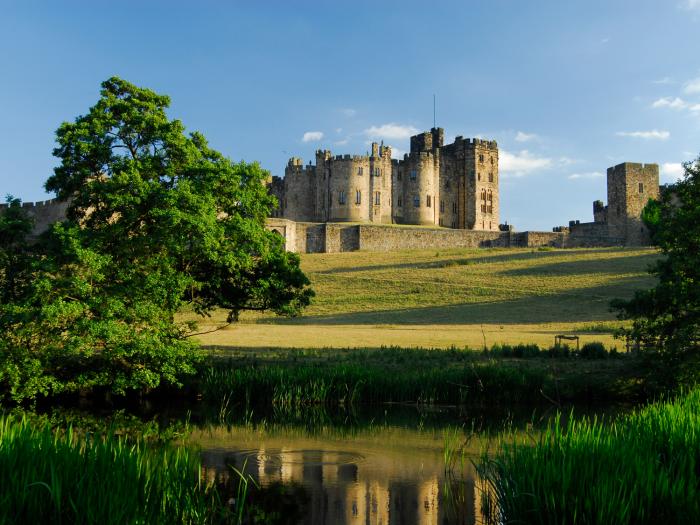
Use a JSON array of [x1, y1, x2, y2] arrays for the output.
[[188, 404, 609, 524]]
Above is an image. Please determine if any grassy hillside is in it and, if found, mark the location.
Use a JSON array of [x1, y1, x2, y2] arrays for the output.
[[191, 247, 659, 349]]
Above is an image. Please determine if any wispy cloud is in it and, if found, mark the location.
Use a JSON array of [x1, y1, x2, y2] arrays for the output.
[[600, 37, 610, 44], [652, 96, 688, 109], [514, 131, 538, 142], [568, 171, 604, 180], [683, 77, 700, 95], [340, 108, 357, 118], [616, 130, 670, 140], [302, 131, 324, 142], [364, 123, 418, 140], [333, 138, 349, 146], [681, 0, 700, 10], [500, 150, 552, 178], [653, 77, 674, 85], [661, 162, 684, 182]]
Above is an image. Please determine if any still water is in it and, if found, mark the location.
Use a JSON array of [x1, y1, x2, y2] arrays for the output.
[[190, 406, 563, 524]]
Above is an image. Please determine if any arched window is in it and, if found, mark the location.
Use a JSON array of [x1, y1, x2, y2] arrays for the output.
[[426, 195, 431, 207], [355, 190, 361, 205], [413, 195, 420, 207], [338, 191, 346, 204]]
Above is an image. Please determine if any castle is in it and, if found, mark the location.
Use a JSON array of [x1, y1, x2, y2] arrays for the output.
[[562, 162, 660, 246], [2, 129, 662, 253], [269, 128, 500, 231]]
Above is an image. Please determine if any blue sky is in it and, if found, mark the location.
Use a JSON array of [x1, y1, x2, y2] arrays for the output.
[[1, 0, 699, 230]]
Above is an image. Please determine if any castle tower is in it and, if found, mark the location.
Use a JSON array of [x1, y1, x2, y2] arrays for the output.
[[606, 162, 659, 245], [283, 157, 318, 221], [397, 128, 442, 226]]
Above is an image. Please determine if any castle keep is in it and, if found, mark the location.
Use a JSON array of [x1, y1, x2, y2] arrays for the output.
[[270, 128, 500, 231]]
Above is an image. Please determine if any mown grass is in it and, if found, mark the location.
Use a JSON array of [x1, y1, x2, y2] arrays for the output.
[[477, 388, 700, 524], [0, 415, 235, 524], [198, 343, 644, 409], [187, 247, 659, 349]]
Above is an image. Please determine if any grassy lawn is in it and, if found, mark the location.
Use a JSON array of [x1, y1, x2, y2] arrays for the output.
[[189, 247, 659, 349]]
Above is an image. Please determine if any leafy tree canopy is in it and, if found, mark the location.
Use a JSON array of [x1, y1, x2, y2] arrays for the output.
[[613, 156, 700, 365], [0, 77, 313, 402]]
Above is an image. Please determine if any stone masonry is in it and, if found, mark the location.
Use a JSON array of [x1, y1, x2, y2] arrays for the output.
[[271, 127, 500, 231]]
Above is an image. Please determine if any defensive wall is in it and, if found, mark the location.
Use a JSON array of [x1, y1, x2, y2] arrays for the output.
[[0, 198, 70, 234], [266, 218, 574, 253]]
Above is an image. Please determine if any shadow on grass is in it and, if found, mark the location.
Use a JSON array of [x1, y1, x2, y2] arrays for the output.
[[313, 248, 636, 275], [260, 274, 654, 325], [501, 252, 660, 277]]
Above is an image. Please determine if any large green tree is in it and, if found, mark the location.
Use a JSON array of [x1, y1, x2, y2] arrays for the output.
[[613, 156, 700, 367], [0, 77, 313, 402]]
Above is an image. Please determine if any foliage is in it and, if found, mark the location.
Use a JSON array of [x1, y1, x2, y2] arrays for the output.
[[0, 415, 240, 524], [613, 157, 700, 363], [477, 388, 700, 525], [0, 77, 313, 402]]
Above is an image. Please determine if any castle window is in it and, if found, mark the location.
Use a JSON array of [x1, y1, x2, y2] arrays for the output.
[[426, 195, 431, 207], [487, 190, 492, 202], [478, 173, 481, 181], [374, 191, 381, 205], [339, 191, 346, 205], [439, 218, 443, 226], [355, 190, 362, 205], [451, 219, 456, 228], [357, 166, 363, 176], [491, 157, 494, 165], [398, 196, 403, 207], [410, 170, 417, 181], [413, 195, 420, 207], [489, 173, 494, 183], [479, 154, 484, 163], [639, 182, 644, 193], [452, 202, 457, 213], [440, 200, 445, 213]]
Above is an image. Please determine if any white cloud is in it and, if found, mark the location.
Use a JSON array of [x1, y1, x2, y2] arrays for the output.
[[514, 131, 538, 142], [335, 128, 343, 134], [652, 96, 688, 109], [683, 77, 700, 94], [600, 37, 610, 44], [302, 131, 324, 143], [616, 130, 670, 140], [388, 146, 406, 159], [364, 123, 418, 140], [681, 0, 700, 10], [333, 138, 349, 146], [661, 162, 684, 182], [340, 108, 357, 118], [568, 171, 604, 180], [500, 150, 552, 178], [653, 77, 674, 85]]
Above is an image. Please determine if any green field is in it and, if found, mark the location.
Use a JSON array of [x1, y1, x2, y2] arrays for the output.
[[192, 247, 660, 349]]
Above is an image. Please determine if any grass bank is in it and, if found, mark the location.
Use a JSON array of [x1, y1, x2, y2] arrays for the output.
[[187, 247, 659, 349], [477, 388, 700, 524]]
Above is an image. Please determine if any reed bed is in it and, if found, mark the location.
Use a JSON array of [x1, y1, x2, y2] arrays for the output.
[[478, 388, 700, 524], [0, 415, 231, 524], [202, 361, 557, 408]]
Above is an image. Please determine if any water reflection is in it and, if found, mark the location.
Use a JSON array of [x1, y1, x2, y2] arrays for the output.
[[197, 425, 489, 524]]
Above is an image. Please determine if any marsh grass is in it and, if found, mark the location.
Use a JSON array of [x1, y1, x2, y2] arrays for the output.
[[477, 389, 700, 524], [198, 343, 637, 409], [0, 415, 238, 524]]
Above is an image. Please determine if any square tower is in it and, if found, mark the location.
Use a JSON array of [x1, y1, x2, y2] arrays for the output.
[[606, 162, 659, 245]]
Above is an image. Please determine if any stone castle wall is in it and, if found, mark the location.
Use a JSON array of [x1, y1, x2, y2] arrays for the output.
[[0, 198, 70, 235]]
